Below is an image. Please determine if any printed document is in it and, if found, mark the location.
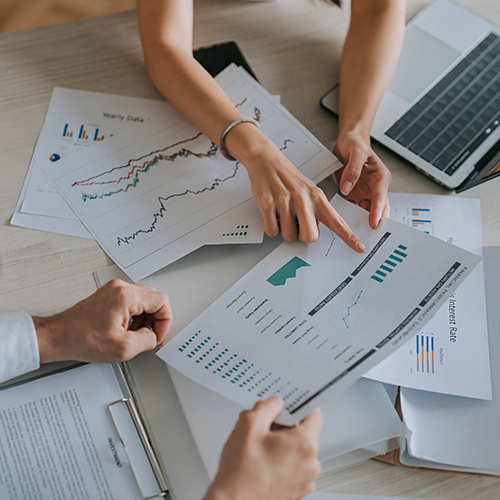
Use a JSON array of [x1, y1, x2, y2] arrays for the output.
[[0, 364, 153, 500], [43, 66, 340, 281], [157, 196, 481, 425], [12, 86, 264, 244], [399, 246, 500, 474], [365, 194, 491, 399]]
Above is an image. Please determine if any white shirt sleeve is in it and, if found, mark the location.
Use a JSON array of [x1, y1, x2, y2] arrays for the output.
[[0, 312, 40, 384]]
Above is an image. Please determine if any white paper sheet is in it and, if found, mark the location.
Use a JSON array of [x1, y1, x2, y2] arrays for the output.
[[365, 194, 491, 400], [0, 364, 149, 500], [11, 86, 266, 244], [11, 86, 282, 245], [157, 195, 481, 425], [399, 246, 500, 474], [168, 367, 403, 479], [96, 239, 404, 481], [43, 66, 339, 281]]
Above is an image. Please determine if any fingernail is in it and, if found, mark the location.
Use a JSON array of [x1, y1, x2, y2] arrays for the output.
[[357, 241, 367, 253], [341, 181, 353, 194]]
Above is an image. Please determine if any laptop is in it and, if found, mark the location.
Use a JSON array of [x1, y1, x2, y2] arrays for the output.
[[320, 0, 500, 191]]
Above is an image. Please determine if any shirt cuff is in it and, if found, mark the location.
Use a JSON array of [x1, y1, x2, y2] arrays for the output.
[[0, 312, 40, 384]]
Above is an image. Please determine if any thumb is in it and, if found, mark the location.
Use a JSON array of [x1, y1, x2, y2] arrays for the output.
[[339, 148, 366, 196], [124, 326, 159, 359], [248, 396, 285, 433]]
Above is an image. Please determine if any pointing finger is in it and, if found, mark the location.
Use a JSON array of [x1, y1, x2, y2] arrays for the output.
[[318, 204, 366, 253]]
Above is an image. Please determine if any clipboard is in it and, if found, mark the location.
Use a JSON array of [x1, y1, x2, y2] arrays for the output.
[[109, 362, 169, 499], [0, 360, 170, 500]]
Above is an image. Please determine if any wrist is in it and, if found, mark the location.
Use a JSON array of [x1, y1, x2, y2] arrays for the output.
[[223, 122, 277, 168], [337, 122, 371, 144], [203, 474, 249, 500], [203, 483, 232, 500], [33, 314, 67, 364]]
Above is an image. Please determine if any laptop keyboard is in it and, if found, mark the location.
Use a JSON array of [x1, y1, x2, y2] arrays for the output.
[[385, 32, 500, 176]]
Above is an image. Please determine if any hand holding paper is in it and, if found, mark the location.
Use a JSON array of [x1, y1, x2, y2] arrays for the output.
[[158, 196, 481, 425], [204, 397, 322, 500]]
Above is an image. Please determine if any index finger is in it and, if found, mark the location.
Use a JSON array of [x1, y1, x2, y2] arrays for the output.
[[317, 204, 366, 253], [368, 191, 390, 230]]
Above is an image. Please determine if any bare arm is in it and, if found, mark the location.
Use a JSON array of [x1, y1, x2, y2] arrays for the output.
[[136, 0, 366, 251], [335, 0, 405, 227]]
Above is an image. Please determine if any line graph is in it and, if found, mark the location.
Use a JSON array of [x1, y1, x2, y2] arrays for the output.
[[116, 138, 296, 246], [234, 98, 260, 123], [72, 133, 218, 201], [47, 67, 337, 282], [342, 290, 363, 329], [116, 162, 241, 246], [73, 133, 204, 186], [325, 230, 336, 257], [73, 106, 263, 204]]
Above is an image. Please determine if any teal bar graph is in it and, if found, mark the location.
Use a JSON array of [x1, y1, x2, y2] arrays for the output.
[[372, 243, 408, 283], [389, 254, 403, 263]]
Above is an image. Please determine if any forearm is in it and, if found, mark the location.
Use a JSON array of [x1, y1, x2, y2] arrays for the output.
[[141, 44, 241, 143], [339, 0, 405, 138], [136, 0, 369, 248], [137, 0, 270, 162]]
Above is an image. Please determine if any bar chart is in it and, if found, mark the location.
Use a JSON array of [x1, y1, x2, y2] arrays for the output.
[[416, 334, 435, 374], [411, 207, 433, 234], [61, 122, 105, 142]]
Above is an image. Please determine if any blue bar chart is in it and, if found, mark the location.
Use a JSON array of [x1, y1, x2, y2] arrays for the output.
[[61, 122, 104, 142], [411, 208, 433, 234]]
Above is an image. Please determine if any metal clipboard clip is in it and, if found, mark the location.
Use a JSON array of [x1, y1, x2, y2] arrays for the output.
[[109, 397, 168, 499]]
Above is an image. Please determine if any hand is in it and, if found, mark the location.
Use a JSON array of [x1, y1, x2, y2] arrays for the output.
[[34, 279, 173, 364], [230, 124, 366, 252], [333, 130, 391, 229], [204, 396, 323, 500]]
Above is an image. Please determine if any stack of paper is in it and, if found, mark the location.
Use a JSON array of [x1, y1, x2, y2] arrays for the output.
[[398, 246, 500, 474], [366, 194, 491, 401], [362, 195, 499, 475], [13, 65, 341, 282]]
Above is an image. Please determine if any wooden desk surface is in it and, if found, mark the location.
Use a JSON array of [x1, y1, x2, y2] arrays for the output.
[[0, 0, 499, 497]]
